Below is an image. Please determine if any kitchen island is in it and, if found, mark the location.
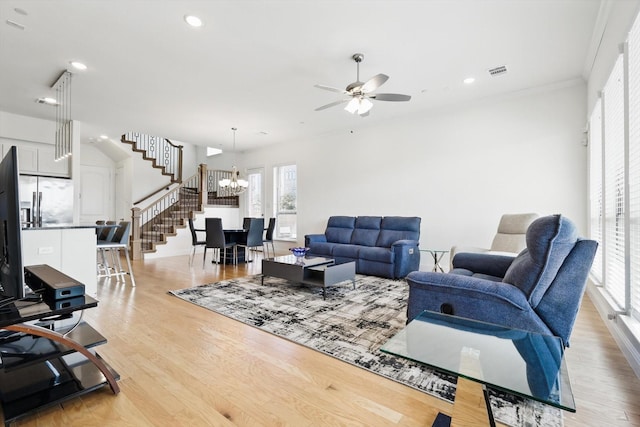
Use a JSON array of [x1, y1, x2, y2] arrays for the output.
[[21, 225, 97, 297]]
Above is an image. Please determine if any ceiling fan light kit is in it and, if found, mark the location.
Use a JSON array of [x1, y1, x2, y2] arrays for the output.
[[314, 53, 411, 117]]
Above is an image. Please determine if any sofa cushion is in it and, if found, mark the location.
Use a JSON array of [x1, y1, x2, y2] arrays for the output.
[[324, 216, 355, 244], [502, 215, 577, 307], [309, 242, 335, 257], [333, 244, 361, 259], [359, 246, 394, 263], [376, 216, 421, 247], [351, 216, 382, 246]]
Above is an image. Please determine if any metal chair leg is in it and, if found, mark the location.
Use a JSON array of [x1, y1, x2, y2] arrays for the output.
[[123, 248, 136, 287]]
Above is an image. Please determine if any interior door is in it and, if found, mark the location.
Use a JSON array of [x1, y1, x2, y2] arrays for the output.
[[79, 165, 112, 224], [246, 167, 264, 218]]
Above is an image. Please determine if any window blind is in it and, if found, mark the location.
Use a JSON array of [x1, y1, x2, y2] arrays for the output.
[[603, 55, 626, 308], [589, 99, 604, 283], [629, 14, 640, 318]]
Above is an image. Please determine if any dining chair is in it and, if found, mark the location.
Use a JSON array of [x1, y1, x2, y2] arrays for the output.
[[242, 217, 254, 230], [237, 217, 265, 262], [188, 218, 206, 266], [263, 217, 276, 258], [204, 218, 237, 267]]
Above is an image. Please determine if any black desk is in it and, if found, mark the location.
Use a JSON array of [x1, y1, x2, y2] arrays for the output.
[[0, 295, 119, 426]]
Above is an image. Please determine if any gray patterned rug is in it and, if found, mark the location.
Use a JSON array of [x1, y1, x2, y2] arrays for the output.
[[170, 274, 562, 427]]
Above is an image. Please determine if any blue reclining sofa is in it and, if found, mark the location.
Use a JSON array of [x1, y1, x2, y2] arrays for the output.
[[304, 216, 421, 279]]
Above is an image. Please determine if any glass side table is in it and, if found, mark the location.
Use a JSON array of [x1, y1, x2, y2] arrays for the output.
[[421, 249, 449, 272], [381, 310, 573, 426]]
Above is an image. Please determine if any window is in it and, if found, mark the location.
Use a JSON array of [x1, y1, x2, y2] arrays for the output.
[[630, 15, 640, 318], [246, 167, 263, 218], [602, 55, 626, 308], [273, 164, 297, 240], [589, 99, 603, 283], [589, 11, 640, 320]]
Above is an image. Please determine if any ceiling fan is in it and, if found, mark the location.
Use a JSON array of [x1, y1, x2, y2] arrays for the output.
[[314, 53, 411, 117]]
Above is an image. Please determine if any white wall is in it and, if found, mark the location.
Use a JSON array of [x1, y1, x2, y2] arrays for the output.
[[239, 81, 587, 268]]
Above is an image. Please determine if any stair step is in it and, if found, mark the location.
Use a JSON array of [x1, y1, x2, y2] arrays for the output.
[[153, 224, 175, 231]]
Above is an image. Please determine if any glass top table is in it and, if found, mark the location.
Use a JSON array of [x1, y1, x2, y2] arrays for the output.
[[380, 310, 574, 413]]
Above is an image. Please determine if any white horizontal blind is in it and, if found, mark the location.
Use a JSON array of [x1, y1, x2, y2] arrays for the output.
[[589, 99, 604, 283], [629, 14, 640, 319], [603, 55, 626, 308]]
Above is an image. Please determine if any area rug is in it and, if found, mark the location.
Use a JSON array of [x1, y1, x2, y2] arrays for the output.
[[169, 274, 562, 427]]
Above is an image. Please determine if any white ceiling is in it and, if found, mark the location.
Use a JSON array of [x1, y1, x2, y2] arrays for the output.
[[0, 0, 602, 153]]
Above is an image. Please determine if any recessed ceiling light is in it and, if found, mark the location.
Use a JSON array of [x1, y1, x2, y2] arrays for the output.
[[36, 97, 58, 105], [70, 61, 87, 71], [184, 15, 203, 27], [463, 77, 475, 84], [99, 135, 108, 140]]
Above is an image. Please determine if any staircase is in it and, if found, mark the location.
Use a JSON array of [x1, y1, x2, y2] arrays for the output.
[[139, 186, 201, 253], [121, 132, 183, 183], [124, 136, 240, 259]]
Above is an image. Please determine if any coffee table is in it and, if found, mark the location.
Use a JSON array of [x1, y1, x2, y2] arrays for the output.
[[381, 310, 573, 426], [261, 255, 356, 299]]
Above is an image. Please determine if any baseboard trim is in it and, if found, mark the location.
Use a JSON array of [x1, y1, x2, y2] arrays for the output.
[[586, 281, 640, 378]]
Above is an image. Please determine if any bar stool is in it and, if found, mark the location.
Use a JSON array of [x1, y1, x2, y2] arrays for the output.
[[97, 221, 136, 286]]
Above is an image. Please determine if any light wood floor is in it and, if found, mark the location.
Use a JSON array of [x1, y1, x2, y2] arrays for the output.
[[12, 252, 640, 426]]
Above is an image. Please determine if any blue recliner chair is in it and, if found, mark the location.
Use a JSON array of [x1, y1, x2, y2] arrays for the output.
[[405, 215, 597, 347]]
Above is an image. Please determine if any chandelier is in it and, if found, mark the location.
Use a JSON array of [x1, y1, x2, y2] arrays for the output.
[[218, 127, 248, 195]]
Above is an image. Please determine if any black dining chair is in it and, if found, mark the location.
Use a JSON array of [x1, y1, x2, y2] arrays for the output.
[[263, 217, 276, 258], [188, 218, 206, 266], [237, 217, 265, 262], [204, 218, 237, 267], [242, 217, 254, 230]]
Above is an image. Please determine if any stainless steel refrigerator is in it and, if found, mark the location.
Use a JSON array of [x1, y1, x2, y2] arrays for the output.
[[19, 176, 73, 227]]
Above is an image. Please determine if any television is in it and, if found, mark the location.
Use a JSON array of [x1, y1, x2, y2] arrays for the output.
[[0, 146, 26, 302]]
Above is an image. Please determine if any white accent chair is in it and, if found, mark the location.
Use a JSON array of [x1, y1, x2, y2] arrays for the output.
[[449, 213, 539, 270]]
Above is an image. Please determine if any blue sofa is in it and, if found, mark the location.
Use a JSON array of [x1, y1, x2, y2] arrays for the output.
[[405, 215, 597, 347], [304, 216, 421, 279]]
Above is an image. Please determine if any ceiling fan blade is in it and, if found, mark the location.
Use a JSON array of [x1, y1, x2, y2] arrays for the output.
[[314, 84, 347, 94], [370, 93, 411, 102], [361, 74, 389, 93], [315, 99, 350, 111]]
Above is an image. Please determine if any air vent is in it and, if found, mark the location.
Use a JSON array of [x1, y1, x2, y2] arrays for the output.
[[488, 65, 508, 76]]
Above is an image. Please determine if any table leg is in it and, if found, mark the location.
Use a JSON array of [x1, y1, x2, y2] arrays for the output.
[[431, 251, 446, 272], [450, 377, 494, 427]]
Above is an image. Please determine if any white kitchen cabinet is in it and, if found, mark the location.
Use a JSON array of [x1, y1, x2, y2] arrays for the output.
[[37, 145, 70, 176], [15, 145, 38, 173], [21, 226, 97, 297], [1, 143, 69, 177]]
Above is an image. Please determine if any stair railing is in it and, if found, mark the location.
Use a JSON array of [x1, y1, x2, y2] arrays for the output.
[[131, 173, 200, 259], [122, 132, 183, 183]]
